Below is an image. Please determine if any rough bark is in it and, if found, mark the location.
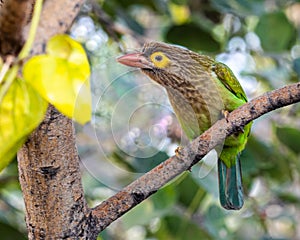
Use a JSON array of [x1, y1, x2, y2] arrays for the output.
[[22, 0, 84, 56], [17, 106, 93, 239], [0, 0, 34, 56]]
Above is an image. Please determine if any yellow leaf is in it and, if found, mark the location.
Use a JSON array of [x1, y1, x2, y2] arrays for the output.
[[46, 35, 73, 59], [23, 34, 91, 124], [0, 78, 48, 171], [169, 3, 190, 25]]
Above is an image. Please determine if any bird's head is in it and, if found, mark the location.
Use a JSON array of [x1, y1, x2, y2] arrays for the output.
[[117, 41, 212, 88]]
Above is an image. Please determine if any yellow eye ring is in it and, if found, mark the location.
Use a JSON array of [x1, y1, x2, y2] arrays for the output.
[[150, 51, 170, 68]]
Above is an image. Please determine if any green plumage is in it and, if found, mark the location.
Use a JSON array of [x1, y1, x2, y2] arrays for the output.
[[117, 41, 252, 210]]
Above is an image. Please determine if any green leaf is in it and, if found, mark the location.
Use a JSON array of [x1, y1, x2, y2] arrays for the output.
[[243, 136, 293, 183], [23, 34, 91, 124], [0, 222, 27, 240], [165, 23, 220, 52], [121, 200, 155, 229], [133, 150, 169, 172], [117, 9, 145, 35], [255, 12, 296, 52], [0, 78, 47, 171], [203, 205, 227, 238], [176, 174, 206, 210], [151, 184, 177, 210], [211, 0, 265, 16], [121, 185, 177, 229], [276, 126, 300, 154], [155, 215, 213, 240], [191, 164, 219, 199], [277, 191, 300, 206]]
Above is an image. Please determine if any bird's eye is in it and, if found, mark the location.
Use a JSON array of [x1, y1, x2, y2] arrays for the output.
[[155, 55, 163, 61], [150, 51, 170, 68]]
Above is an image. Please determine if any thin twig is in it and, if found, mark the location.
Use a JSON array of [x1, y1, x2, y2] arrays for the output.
[[18, 0, 43, 60]]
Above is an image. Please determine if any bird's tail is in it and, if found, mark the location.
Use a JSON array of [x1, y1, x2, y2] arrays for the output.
[[218, 156, 244, 210]]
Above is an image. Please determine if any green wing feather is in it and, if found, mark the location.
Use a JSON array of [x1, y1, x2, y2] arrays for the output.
[[213, 62, 248, 102], [212, 62, 249, 210]]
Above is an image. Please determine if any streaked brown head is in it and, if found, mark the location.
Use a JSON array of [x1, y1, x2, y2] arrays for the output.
[[117, 41, 213, 88]]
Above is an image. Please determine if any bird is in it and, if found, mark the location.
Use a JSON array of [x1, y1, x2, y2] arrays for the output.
[[117, 41, 251, 210]]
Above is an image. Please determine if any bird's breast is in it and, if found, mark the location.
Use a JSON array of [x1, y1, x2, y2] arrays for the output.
[[166, 78, 225, 137]]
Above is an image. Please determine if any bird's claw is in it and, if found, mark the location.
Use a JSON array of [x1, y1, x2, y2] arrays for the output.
[[234, 125, 245, 134], [222, 110, 230, 122], [175, 146, 192, 171], [175, 146, 183, 157], [239, 126, 245, 133], [222, 109, 244, 134]]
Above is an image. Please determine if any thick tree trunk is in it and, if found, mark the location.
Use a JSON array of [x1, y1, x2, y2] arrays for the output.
[[9, 0, 98, 239], [17, 106, 94, 239]]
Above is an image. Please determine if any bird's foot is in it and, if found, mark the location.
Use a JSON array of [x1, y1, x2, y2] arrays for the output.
[[234, 125, 245, 134], [222, 110, 230, 122], [175, 146, 194, 172], [175, 146, 183, 157], [222, 110, 244, 134]]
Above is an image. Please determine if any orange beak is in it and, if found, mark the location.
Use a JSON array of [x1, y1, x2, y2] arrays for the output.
[[117, 53, 151, 69]]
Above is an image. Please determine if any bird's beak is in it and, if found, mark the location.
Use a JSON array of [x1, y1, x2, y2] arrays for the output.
[[117, 53, 151, 69]]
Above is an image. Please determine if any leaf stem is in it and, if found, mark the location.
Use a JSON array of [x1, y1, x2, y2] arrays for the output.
[[0, 65, 19, 103], [0, 55, 14, 85], [18, 0, 44, 59], [0, 0, 43, 103]]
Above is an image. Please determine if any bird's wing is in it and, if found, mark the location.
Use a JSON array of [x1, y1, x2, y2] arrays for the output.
[[212, 62, 248, 102]]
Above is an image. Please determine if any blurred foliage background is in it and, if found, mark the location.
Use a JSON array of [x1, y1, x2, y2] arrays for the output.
[[1, 0, 300, 239]]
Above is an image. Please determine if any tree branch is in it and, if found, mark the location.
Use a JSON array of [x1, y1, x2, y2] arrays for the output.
[[91, 82, 300, 232]]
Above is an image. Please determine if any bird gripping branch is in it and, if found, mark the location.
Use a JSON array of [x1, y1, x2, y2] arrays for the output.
[[117, 41, 252, 210]]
